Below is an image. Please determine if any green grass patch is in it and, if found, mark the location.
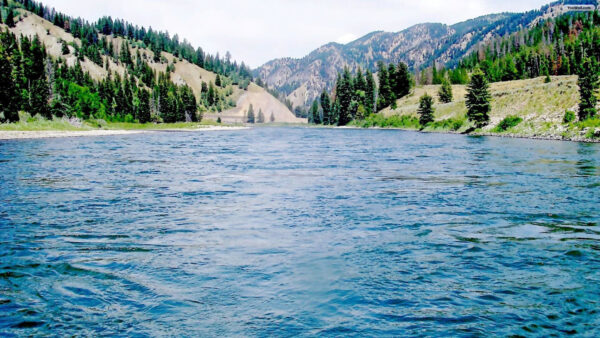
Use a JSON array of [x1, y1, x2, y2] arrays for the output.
[[493, 115, 523, 132], [426, 115, 467, 131], [576, 117, 600, 129], [352, 114, 421, 129], [576, 117, 600, 139], [0, 114, 225, 132], [0, 118, 89, 131], [96, 120, 221, 130]]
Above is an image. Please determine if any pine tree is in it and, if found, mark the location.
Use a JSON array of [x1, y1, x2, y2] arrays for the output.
[[466, 69, 491, 128], [246, 104, 255, 123], [310, 99, 321, 124], [418, 93, 435, 127], [270, 112, 275, 123], [377, 62, 391, 110], [215, 74, 222, 87], [365, 69, 376, 116], [62, 41, 70, 55], [577, 58, 598, 121], [119, 41, 132, 65], [438, 80, 453, 103], [137, 88, 151, 123], [354, 67, 366, 93], [6, 8, 15, 28], [257, 109, 265, 123], [29, 79, 50, 118], [206, 81, 216, 106], [336, 67, 353, 125], [394, 62, 412, 98], [320, 90, 332, 125], [0, 35, 18, 122]]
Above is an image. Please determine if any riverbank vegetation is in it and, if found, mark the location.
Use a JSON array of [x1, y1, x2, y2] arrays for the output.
[[311, 9, 600, 141], [0, 112, 222, 131]]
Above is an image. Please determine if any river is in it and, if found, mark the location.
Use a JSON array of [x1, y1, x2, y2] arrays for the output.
[[1, 127, 599, 336]]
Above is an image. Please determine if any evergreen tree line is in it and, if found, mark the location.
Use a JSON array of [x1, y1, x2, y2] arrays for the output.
[[420, 11, 600, 121], [0, 28, 203, 123], [421, 11, 600, 85], [312, 62, 412, 126], [11, 0, 253, 83]]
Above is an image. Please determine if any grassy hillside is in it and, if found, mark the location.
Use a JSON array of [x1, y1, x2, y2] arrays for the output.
[[6, 6, 304, 125], [369, 76, 600, 141]]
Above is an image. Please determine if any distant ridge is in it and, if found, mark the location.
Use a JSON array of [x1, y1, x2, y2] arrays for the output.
[[256, 0, 598, 111]]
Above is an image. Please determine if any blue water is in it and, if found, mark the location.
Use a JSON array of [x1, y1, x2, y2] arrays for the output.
[[0, 128, 599, 336]]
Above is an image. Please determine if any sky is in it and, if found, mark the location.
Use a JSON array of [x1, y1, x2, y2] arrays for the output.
[[41, 0, 553, 68]]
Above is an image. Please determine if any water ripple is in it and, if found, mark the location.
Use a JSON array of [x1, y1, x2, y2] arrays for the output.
[[0, 128, 599, 336]]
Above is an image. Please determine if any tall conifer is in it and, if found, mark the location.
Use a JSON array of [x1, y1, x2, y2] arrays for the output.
[[466, 69, 491, 128]]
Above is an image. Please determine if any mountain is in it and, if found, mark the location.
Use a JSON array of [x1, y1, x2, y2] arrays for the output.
[[255, 1, 592, 110], [4, 2, 304, 124]]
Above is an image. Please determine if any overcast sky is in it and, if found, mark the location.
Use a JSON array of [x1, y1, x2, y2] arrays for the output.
[[41, 0, 552, 68]]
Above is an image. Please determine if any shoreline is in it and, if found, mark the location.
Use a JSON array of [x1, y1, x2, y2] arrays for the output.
[[0, 126, 251, 140], [1, 125, 598, 143], [338, 126, 600, 143]]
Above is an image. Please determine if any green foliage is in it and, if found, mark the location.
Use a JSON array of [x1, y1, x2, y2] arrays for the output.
[[13, 0, 252, 82], [320, 91, 332, 125], [0, 29, 19, 122], [433, 10, 600, 90], [377, 61, 412, 111], [61, 41, 69, 55], [353, 113, 420, 129], [427, 116, 466, 131], [417, 93, 435, 127], [438, 80, 453, 103], [466, 69, 491, 128], [317, 65, 381, 126], [563, 110, 576, 124], [309, 99, 321, 124], [5, 7, 15, 27], [577, 58, 598, 121], [493, 115, 523, 132], [64, 81, 106, 119], [0, 24, 200, 126]]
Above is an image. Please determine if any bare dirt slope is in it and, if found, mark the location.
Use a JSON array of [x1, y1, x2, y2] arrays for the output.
[[9, 9, 303, 124], [207, 84, 308, 124]]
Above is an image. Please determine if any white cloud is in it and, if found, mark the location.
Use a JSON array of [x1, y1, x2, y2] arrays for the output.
[[40, 0, 553, 68]]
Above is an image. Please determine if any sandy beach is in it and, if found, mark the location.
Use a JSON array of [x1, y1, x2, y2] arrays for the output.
[[0, 126, 251, 140]]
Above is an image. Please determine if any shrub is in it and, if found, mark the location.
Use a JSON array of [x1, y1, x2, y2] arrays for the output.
[[354, 113, 420, 129], [428, 116, 466, 131], [563, 110, 576, 123], [494, 115, 523, 132]]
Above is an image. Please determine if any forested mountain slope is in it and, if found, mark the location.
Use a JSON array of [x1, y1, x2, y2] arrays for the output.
[[0, 1, 303, 124], [256, 0, 596, 111]]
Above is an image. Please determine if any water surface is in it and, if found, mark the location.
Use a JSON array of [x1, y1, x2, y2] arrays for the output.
[[1, 128, 599, 336]]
